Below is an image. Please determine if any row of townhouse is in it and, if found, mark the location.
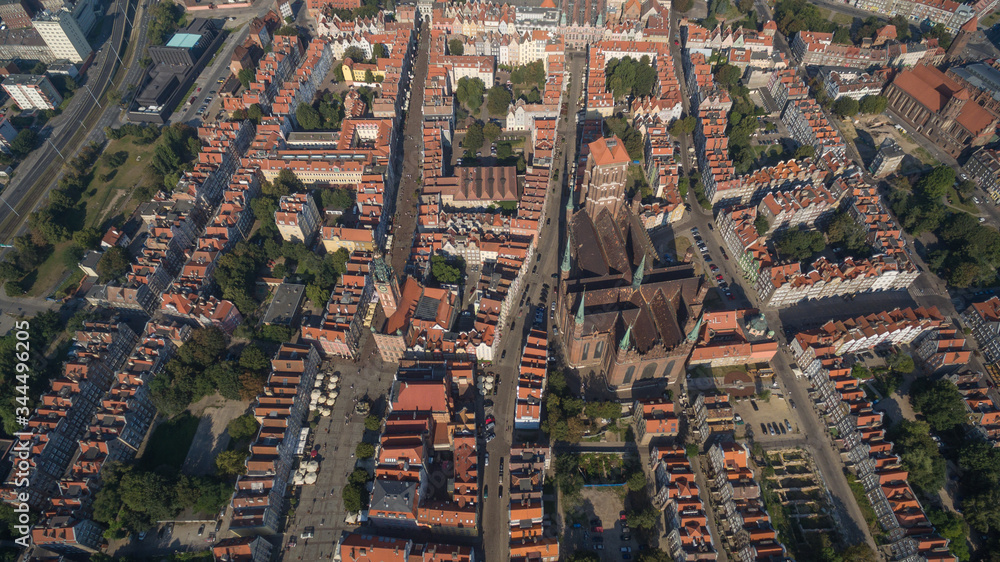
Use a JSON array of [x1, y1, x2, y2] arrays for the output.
[[765, 67, 809, 112], [682, 19, 778, 71], [508, 444, 557, 562], [845, 179, 914, 266], [965, 147, 1000, 204], [639, 119, 684, 226], [696, 96, 740, 206], [848, 0, 975, 32], [707, 442, 787, 562], [1, 318, 141, 512], [796, 346, 958, 561], [335, 532, 475, 561], [300, 251, 375, 359], [454, 29, 565, 68], [230, 343, 321, 536], [633, 398, 679, 445], [29, 321, 188, 557], [585, 40, 670, 118], [790, 306, 945, 357], [791, 30, 945, 69], [946, 371, 1000, 445], [513, 328, 547, 430], [756, 181, 838, 234], [758, 254, 919, 308], [366, 363, 479, 535], [221, 34, 303, 114], [819, 66, 891, 101], [651, 447, 717, 561], [693, 393, 735, 442]]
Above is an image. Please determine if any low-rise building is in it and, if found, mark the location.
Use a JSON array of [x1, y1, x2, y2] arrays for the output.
[[633, 398, 678, 445], [688, 310, 778, 367], [275, 192, 321, 243], [962, 296, 1000, 363]]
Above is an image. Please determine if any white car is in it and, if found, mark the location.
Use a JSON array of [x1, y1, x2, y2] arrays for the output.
[[485, 452, 490, 466]]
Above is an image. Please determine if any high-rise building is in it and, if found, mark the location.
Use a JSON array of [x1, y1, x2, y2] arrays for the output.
[[33, 9, 92, 63], [2, 73, 62, 109]]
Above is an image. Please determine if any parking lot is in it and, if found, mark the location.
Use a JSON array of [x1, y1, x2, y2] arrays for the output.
[[733, 389, 801, 445], [563, 487, 638, 560]]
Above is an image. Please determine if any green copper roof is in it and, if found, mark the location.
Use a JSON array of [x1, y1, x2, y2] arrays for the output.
[[686, 312, 704, 343], [619, 323, 632, 351], [632, 254, 645, 289], [561, 242, 572, 272]]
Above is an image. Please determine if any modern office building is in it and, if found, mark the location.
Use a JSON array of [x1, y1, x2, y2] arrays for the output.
[[33, 8, 92, 62]]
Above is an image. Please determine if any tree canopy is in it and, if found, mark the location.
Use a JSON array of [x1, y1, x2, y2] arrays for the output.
[[455, 77, 485, 112], [462, 121, 484, 153], [832, 97, 859, 118], [486, 86, 512, 117], [859, 94, 888, 114], [776, 227, 825, 261], [96, 247, 129, 283], [448, 38, 464, 55], [911, 378, 968, 433], [606, 56, 657, 100], [889, 419, 946, 496], [773, 0, 836, 36], [430, 255, 462, 284]]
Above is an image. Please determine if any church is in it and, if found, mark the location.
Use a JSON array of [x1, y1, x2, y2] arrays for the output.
[[557, 136, 707, 396]]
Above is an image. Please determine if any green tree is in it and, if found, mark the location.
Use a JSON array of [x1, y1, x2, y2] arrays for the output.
[[793, 144, 816, 160], [430, 255, 462, 283], [238, 344, 270, 372], [915, 166, 956, 201], [321, 187, 354, 210], [297, 103, 322, 130], [342, 482, 364, 511], [72, 226, 102, 249], [448, 38, 464, 55], [10, 129, 38, 157], [227, 414, 260, 441], [355, 442, 375, 459], [627, 471, 647, 492], [887, 351, 915, 373], [96, 246, 130, 282], [714, 64, 742, 87], [365, 414, 381, 431], [776, 228, 825, 260], [486, 85, 512, 117], [238, 68, 254, 89], [215, 450, 249, 477], [890, 419, 946, 495], [462, 121, 484, 153], [669, 115, 696, 137], [455, 77, 485, 112], [627, 505, 660, 530], [824, 211, 869, 256], [372, 43, 386, 59], [832, 97, 860, 118], [859, 94, 888, 114], [483, 122, 501, 142], [274, 24, 299, 36], [247, 103, 263, 124], [754, 215, 769, 236], [927, 509, 970, 561], [911, 378, 968, 432]]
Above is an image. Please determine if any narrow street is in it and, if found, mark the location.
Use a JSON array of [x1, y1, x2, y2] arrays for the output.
[[389, 20, 432, 275]]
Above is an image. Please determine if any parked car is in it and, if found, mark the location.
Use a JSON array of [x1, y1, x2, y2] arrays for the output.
[[485, 452, 490, 466], [207, 532, 216, 543], [137, 531, 147, 541], [198, 525, 205, 536], [485, 415, 496, 430]]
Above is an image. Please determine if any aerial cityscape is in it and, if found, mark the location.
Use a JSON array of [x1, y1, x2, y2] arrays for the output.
[[0, 0, 999, 560]]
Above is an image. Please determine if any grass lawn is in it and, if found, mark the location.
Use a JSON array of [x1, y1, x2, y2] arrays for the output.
[[84, 137, 160, 228], [711, 363, 749, 378], [139, 412, 200, 472], [912, 146, 939, 167], [831, 12, 853, 25], [54, 269, 85, 299], [946, 184, 979, 214], [25, 241, 75, 297], [24, 137, 160, 296]]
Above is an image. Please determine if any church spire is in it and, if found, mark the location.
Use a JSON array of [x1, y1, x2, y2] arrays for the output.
[[686, 312, 705, 343], [575, 289, 586, 324], [561, 242, 572, 273], [632, 254, 646, 289], [619, 322, 632, 351]]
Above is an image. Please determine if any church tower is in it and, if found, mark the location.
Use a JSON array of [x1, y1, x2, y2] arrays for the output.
[[947, 16, 978, 61], [581, 136, 631, 219], [371, 255, 401, 318]]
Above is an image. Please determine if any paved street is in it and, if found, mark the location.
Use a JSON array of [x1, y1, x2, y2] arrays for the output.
[[280, 336, 398, 562]]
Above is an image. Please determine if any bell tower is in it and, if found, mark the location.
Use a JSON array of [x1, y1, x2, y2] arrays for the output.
[[371, 255, 401, 318]]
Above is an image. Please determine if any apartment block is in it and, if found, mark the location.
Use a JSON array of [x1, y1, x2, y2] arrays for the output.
[[962, 296, 1000, 363], [633, 398, 678, 445], [756, 182, 837, 234], [275, 192, 321, 243], [781, 97, 846, 161], [791, 307, 944, 357], [965, 147, 1000, 203], [514, 329, 547, 430], [651, 447, 717, 561], [33, 8, 92, 62], [2, 73, 62, 109]]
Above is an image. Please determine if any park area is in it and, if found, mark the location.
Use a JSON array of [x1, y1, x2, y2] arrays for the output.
[[0, 123, 199, 298]]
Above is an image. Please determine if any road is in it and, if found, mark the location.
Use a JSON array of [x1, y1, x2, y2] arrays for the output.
[[0, 0, 138, 243], [479, 48, 586, 561]]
